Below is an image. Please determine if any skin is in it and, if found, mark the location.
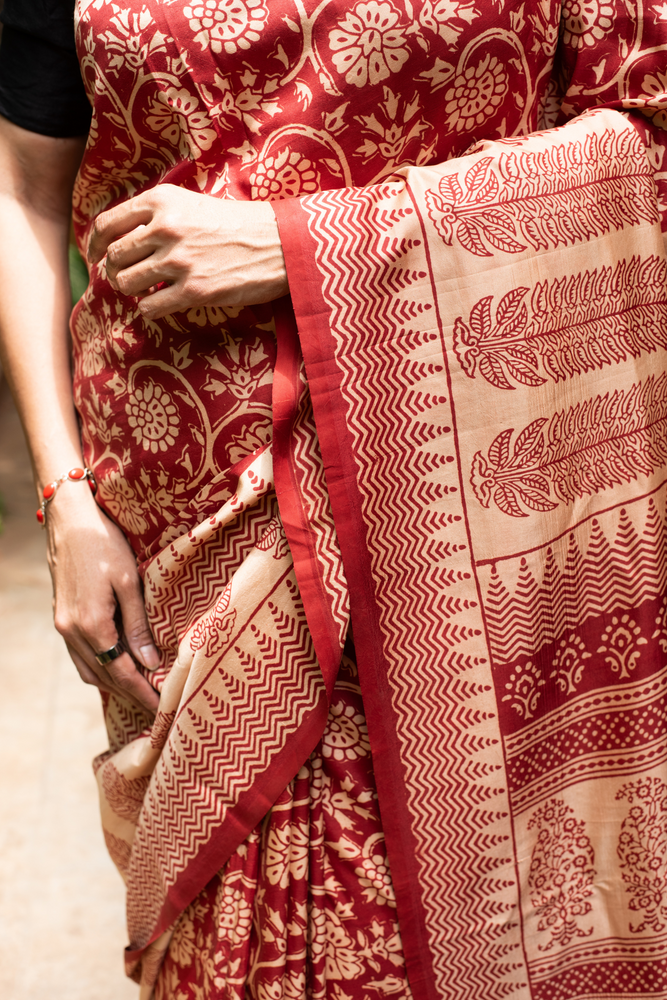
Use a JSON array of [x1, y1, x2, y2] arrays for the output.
[[0, 115, 288, 713], [89, 183, 288, 316]]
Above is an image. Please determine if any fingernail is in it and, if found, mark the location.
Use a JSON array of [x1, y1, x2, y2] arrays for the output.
[[140, 644, 160, 670]]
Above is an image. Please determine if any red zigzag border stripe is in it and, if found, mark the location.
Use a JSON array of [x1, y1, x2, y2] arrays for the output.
[[125, 594, 322, 943], [302, 186, 524, 999]]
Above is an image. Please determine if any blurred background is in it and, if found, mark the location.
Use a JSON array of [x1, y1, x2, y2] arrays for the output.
[[0, 243, 137, 998]]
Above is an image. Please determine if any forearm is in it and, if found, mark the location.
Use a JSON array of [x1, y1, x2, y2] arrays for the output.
[[0, 117, 86, 493], [0, 202, 83, 489]]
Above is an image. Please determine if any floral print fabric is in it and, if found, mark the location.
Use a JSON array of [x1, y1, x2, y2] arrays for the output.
[[71, 0, 563, 563], [153, 657, 411, 1000]]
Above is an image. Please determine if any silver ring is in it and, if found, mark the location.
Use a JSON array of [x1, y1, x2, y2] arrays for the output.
[[95, 643, 124, 667]]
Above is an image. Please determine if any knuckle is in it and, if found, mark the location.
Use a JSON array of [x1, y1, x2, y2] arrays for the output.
[[155, 213, 177, 239], [126, 622, 153, 645], [80, 614, 110, 643], [54, 612, 73, 636], [109, 669, 133, 692], [115, 567, 141, 594], [171, 249, 190, 272], [93, 211, 111, 237]]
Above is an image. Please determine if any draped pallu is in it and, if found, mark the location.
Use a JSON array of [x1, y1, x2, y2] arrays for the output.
[[271, 108, 667, 1000]]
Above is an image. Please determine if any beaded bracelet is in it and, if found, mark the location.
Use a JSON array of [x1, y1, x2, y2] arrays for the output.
[[36, 467, 97, 526]]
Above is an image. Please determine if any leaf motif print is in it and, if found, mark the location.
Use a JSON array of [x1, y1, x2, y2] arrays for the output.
[[419, 0, 479, 47], [471, 375, 667, 517], [103, 830, 132, 877], [150, 709, 177, 750], [480, 217, 530, 255], [469, 295, 493, 335], [487, 426, 515, 470], [426, 127, 658, 257], [454, 257, 667, 389], [495, 286, 527, 327], [426, 157, 524, 254], [504, 355, 546, 388], [493, 483, 530, 518], [513, 420, 549, 464], [457, 218, 493, 257], [256, 517, 290, 560], [462, 157, 498, 202], [478, 354, 514, 390], [438, 172, 465, 205], [101, 761, 150, 823]]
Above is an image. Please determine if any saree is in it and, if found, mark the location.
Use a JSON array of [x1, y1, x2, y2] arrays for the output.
[[69, 1, 667, 998]]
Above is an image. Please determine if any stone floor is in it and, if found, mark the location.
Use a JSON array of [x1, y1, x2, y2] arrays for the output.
[[0, 379, 137, 999]]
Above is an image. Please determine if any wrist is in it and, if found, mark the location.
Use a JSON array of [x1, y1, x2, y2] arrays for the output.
[[36, 465, 97, 526], [35, 456, 86, 495]]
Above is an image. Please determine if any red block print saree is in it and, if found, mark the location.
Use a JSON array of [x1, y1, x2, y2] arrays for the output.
[[71, 1, 667, 998]]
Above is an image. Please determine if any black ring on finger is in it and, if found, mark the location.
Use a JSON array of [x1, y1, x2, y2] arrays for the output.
[[95, 643, 124, 667]]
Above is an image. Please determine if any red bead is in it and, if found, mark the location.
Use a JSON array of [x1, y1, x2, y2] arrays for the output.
[[36, 509, 45, 524], [88, 479, 97, 493], [43, 482, 56, 499], [69, 467, 85, 480]]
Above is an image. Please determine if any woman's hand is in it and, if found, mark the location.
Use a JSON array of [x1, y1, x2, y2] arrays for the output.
[[48, 486, 160, 714], [88, 184, 288, 320]]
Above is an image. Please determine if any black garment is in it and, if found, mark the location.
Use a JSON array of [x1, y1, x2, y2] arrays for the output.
[[0, 0, 91, 136]]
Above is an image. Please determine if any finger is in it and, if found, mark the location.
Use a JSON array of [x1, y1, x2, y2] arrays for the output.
[[138, 281, 200, 319], [62, 607, 160, 713], [68, 641, 159, 714], [105, 224, 153, 283], [66, 641, 115, 691], [109, 255, 167, 296], [89, 195, 156, 264], [115, 576, 160, 671], [104, 651, 160, 713]]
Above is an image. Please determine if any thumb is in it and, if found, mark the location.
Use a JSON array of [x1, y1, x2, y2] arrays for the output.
[[116, 577, 160, 670]]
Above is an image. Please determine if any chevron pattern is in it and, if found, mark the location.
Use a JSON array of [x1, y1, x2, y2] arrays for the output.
[[103, 695, 154, 755], [141, 449, 279, 666], [300, 185, 526, 998], [96, 450, 328, 954], [483, 497, 667, 667], [126, 574, 324, 947]]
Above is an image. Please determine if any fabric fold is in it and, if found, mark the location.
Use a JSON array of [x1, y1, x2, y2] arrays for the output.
[[95, 448, 330, 979], [273, 108, 667, 1000]]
